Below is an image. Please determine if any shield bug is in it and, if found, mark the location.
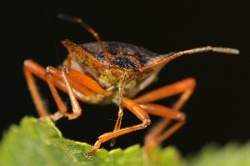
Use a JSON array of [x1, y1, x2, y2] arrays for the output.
[[23, 14, 239, 156]]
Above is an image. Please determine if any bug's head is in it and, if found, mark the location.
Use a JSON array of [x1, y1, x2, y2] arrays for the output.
[[61, 39, 136, 90]]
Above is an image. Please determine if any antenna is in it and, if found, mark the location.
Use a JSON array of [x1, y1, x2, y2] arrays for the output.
[[169, 46, 239, 60], [141, 46, 239, 71], [58, 13, 112, 68]]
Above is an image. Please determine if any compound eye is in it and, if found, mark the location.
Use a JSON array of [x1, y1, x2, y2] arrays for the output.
[[136, 63, 142, 69]]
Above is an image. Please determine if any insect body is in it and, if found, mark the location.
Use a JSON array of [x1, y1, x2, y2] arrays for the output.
[[24, 14, 239, 156]]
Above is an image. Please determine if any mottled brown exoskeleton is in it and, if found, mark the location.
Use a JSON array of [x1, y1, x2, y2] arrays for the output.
[[24, 14, 239, 156]]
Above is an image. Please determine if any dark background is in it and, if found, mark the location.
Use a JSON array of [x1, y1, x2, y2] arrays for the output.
[[1, 0, 249, 156]]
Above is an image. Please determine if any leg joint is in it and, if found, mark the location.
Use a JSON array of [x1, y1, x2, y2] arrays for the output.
[[177, 112, 186, 121], [142, 119, 151, 128]]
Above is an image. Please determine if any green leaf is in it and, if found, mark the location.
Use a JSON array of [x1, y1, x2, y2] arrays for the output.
[[2, 116, 249, 166], [0, 117, 185, 166], [187, 141, 250, 166]]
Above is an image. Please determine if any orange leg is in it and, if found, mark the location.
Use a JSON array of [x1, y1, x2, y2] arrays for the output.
[[24, 60, 52, 117], [44, 66, 82, 120], [23, 60, 107, 120], [86, 78, 195, 156], [87, 97, 151, 156], [134, 78, 196, 150]]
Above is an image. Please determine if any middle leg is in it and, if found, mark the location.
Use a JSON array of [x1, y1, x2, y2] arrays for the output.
[[134, 78, 196, 150]]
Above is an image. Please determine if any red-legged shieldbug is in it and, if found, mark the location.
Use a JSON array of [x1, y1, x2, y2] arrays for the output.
[[23, 14, 239, 156]]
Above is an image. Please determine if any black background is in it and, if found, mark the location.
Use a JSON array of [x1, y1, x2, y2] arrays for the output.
[[1, 0, 249, 156]]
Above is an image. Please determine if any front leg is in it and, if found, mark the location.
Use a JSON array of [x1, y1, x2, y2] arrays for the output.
[[24, 60, 108, 121], [24, 59, 81, 120], [87, 97, 151, 156]]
